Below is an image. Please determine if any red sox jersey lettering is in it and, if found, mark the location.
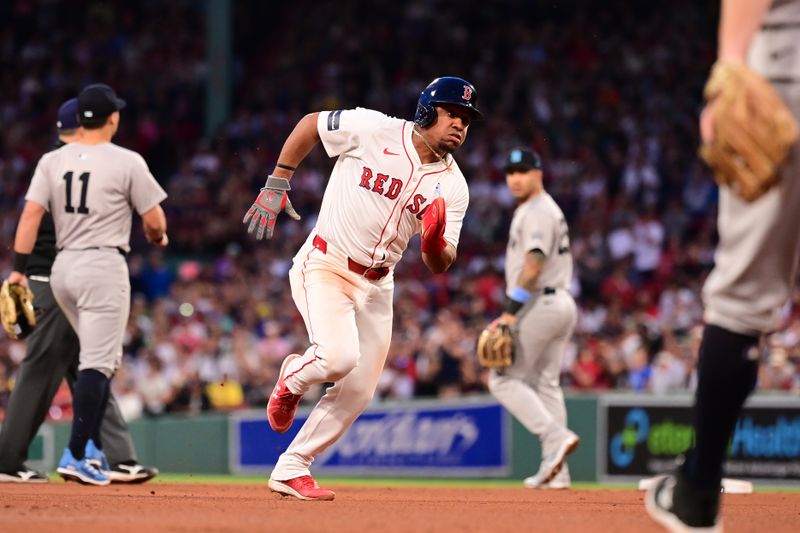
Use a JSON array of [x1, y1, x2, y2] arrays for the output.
[[358, 166, 412, 201]]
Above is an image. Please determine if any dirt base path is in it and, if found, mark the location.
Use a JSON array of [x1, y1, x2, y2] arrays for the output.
[[2, 483, 799, 532]]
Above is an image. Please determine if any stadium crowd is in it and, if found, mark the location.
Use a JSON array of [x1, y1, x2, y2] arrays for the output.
[[2, 0, 800, 422]]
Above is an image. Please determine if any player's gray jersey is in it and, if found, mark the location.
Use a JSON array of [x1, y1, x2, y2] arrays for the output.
[[25, 142, 167, 252], [750, 0, 800, 79], [703, 0, 800, 335], [764, 0, 800, 25], [505, 193, 572, 295]]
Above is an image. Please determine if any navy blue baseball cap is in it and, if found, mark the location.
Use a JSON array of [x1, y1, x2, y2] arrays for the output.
[[503, 147, 542, 172], [78, 83, 126, 122], [56, 98, 79, 131]]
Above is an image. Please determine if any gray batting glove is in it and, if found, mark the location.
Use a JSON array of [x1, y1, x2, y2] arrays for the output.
[[242, 176, 302, 240]]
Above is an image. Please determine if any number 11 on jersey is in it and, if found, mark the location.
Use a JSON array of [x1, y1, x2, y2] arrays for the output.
[[63, 171, 90, 214]]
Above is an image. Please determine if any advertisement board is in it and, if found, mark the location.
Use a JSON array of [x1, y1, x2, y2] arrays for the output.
[[230, 398, 511, 477], [599, 395, 800, 481]]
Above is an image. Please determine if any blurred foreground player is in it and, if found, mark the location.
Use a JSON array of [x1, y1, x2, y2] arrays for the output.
[[646, 1, 800, 531]]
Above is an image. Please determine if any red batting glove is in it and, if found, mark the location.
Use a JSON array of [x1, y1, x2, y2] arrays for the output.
[[421, 197, 447, 255]]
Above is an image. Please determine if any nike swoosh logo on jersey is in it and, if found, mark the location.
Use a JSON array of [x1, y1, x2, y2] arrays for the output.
[[383, 148, 400, 156]]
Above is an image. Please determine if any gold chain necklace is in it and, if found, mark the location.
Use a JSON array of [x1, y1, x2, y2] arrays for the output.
[[413, 125, 452, 169]]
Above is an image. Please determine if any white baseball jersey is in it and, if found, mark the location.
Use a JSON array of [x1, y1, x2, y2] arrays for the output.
[[505, 192, 572, 294], [270, 108, 471, 481], [315, 108, 469, 268], [25, 142, 167, 252]]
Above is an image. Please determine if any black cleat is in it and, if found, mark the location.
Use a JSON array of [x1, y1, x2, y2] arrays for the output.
[[645, 471, 721, 533], [0, 467, 49, 483], [108, 462, 159, 484]]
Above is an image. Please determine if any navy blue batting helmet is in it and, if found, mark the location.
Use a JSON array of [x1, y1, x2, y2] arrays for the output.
[[56, 98, 79, 131], [414, 77, 482, 128]]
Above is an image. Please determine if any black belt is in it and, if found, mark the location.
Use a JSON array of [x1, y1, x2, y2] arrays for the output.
[[768, 76, 800, 84], [762, 22, 800, 31], [543, 287, 556, 295], [58, 246, 128, 257]]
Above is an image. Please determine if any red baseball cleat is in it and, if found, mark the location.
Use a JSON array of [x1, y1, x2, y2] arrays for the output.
[[268, 475, 335, 501], [267, 353, 303, 433]]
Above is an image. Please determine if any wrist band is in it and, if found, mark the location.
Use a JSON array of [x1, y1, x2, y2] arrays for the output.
[[265, 175, 291, 190], [504, 297, 524, 315], [510, 286, 532, 303], [504, 286, 532, 315], [276, 163, 296, 171], [13, 252, 30, 273]]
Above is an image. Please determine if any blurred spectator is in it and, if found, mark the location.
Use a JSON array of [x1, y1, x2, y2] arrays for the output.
[[139, 251, 174, 302], [168, 372, 212, 414], [627, 348, 652, 392], [2, 0, 799, 421], [570, 341, 613, 390], [649, 351, 689, 394], [138, 357, 173, 416], [759, 348, 795, 391], [206, 376, 245, 410]]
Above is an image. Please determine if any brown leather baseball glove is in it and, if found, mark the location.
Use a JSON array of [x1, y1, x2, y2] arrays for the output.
[[1, 280, 36, 340], [699, 62, 799, 202], [476, 322, 514, 369]]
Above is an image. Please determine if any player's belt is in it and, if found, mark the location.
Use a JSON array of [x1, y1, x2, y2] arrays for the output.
[[312, 235, 390, 281], [761, 22, 800, 31], [543, 287, 556, 295], [28, 275, 50, 283], [58, 246, 128, 257]]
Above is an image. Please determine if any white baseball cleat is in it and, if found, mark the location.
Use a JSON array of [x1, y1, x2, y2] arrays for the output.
[[538, 429, 580, 484], [524, 464, 571, 489]]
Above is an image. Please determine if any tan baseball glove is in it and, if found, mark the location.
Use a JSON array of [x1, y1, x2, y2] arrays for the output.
[[0, 280, 36, 340], [699, 62, 799, 202], [476, 322, 514, 369]]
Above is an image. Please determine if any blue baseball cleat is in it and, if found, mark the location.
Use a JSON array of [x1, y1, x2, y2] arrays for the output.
[[56, 447, 110, 486], [84, 439, 111, 472]]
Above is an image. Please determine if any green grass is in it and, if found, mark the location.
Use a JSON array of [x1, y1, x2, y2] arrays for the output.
[[46, 472, 800, 492], [146, 473, 635, 490]]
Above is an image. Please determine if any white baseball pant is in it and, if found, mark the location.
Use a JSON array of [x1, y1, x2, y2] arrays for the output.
[[488, 290, 576, 451], [50, 248, 130, 378], [271, 234, 394, 480]]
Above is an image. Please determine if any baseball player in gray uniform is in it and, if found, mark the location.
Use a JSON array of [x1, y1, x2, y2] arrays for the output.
[[7, 84, 168, 485], [487, 147, 579, 489], [0, 98, 158, 484], [646, 1, 800, 531]]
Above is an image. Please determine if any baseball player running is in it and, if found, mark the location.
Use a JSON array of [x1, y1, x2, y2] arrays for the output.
[[7, 84, 168, 485], [646, 1, 800, 531], [243, 76, 480, 500], [0, 98, 158, 484], [485, 147, 579, 489]]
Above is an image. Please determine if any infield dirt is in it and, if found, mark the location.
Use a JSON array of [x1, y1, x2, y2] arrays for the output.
[[1, 483, 799, 532]]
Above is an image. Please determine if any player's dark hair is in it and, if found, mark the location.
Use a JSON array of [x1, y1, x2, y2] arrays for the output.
[[79, 115, 111, 130]]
